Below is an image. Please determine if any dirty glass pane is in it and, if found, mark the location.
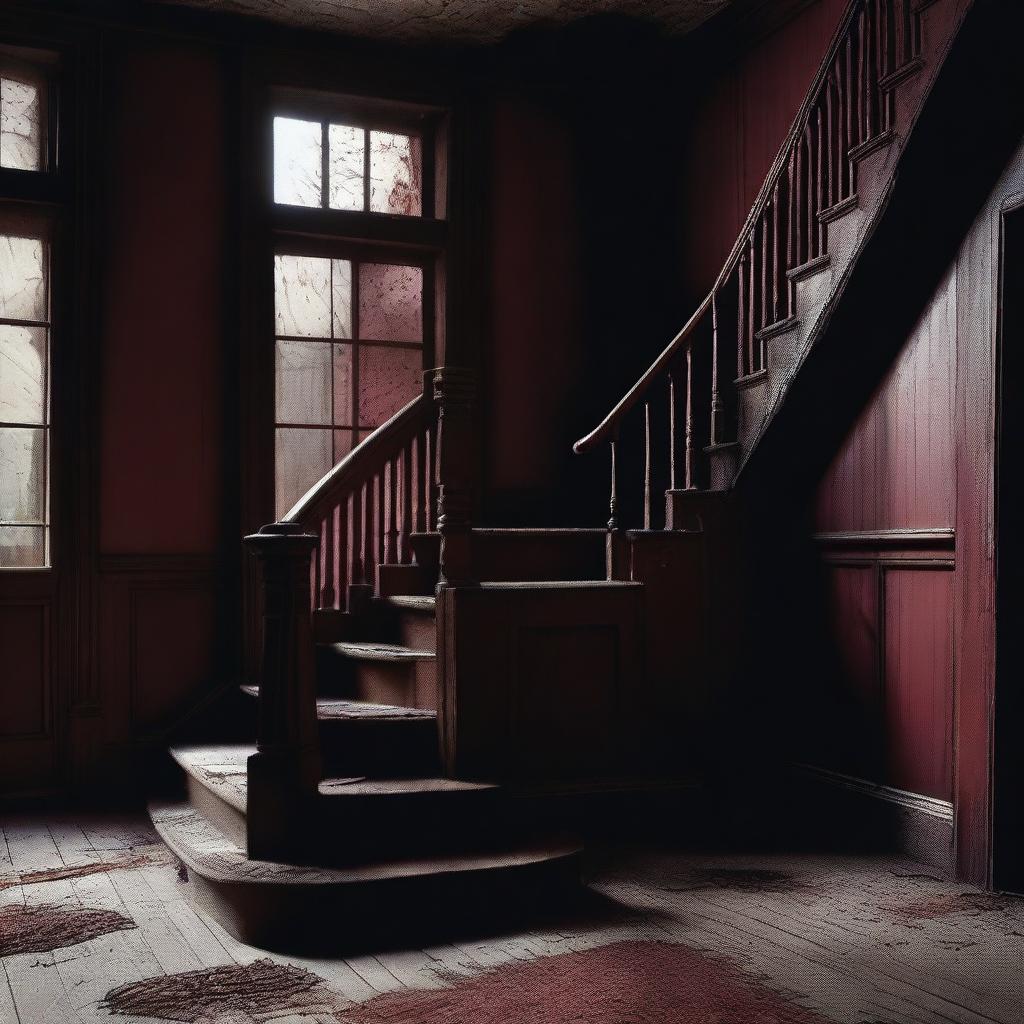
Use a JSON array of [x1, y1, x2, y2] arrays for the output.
[[332, 343, 353, 426], [0, 325, 46, 424], [328, 124, 364, 212], [0, 77, 42, 172], [275, 340, 331, 426], [358, 263, 422, 342], [0, 235, 46, 322], [0, 525, 46, 568], [369, 131, 422, 216], [275, 254, 331, 338], [333, 429, 354, 464], [0, 425, 45, 522], [358, 345, 422, 428], [331, 258, 352, 339], [275, 427, 332, 519], [273, 116, 322, 208]]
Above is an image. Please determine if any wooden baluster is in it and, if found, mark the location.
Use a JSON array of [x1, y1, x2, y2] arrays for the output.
[[388, 456, 399, 567], [375, 471, 385, 588], [312, 519, 322, 612], [425, 426, 436, 532], [711, 288, 723, 447], [243, 523, 321, 861], [400, 443, 413, 564], [772, 182, 780, 326], [816, 107, 825, 254], [804, 126, 813, 261], [669, 368, 678, 491], [608, 438, 619, 532], [845, 34, 854, 196], [826, 74, 835, 211], [685, 343, 694, 491], [361, 479, 372, 588], [432, 367, 475, 587], [320, 511, 334, 609], [334, 499, 346, 612], [880, 0, 890, 83], [414, 431, 427, 534], [643, 401, 652, 530], [858, 4, 868, 146], [760, 210, 768, 358], [895, 0, 906, 70], [737, 251, 748, 379], [787, 153, 796, 315], [796, 131, 805, 267], [747, 232, 756, 373]]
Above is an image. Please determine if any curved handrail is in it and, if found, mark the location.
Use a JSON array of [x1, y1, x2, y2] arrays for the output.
[[573, 0, 864, 456], [284, 391, 430, 524]]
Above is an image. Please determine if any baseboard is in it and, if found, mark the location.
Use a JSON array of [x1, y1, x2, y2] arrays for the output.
[[789, 763, 954, 872]]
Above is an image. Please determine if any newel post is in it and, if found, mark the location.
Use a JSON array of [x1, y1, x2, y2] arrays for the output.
[[432, 366, 476, 588], [243, 522, 321, 860]]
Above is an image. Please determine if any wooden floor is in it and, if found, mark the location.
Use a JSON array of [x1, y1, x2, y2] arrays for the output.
[[1, 813, 1023, 1023]]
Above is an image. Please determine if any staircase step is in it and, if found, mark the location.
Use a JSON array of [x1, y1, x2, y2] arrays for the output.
[[150, 800, 582, 951], [239, 688, 439, 776], [317, 640, 438, 709], [384, 594, 436, 612]]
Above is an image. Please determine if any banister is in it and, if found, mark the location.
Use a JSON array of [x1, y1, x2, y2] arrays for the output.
[[572, 0, 865, 456], [283, 391, 431, 524]]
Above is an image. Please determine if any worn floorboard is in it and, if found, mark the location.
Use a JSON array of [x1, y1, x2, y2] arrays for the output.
[[0, 815, 1023, 1023]]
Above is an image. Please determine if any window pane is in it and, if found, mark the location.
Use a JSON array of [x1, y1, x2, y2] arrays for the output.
[[0, 78, 41, 172], [358, 263, 422, 342], [332, 258, 353, 339], [0, 425, 45, 522], [358, 345, 423, 428], [328, 124, 364, 212], [275, 427, 332, 519], [275, 340, 330, 425], [369, 131, 422, 216], [0, 325, 46, 424], [333, 429, 354, 463], [332, 343, 353, 426], [0, 235, 46, 322], [0, 525, 46, 568], [273, 116, 322, 208], [275, 254, 331, 338]]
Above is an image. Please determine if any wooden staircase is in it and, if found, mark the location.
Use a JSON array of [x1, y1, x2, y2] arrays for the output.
[[151, 0, 973, 952]]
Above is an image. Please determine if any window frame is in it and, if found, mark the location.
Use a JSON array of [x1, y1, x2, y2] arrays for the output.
[[265, 87, 447, 522]]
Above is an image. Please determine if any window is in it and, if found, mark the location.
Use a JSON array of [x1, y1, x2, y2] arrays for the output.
[[0, 53, 54, 568], [273, 116, 422, 216], [268, 96, 440, 519], [0, 231, 49, 567]]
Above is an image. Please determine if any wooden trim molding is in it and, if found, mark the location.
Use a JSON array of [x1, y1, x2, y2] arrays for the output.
[[792, 763, 954, 822], [813, 528, 955, 548]]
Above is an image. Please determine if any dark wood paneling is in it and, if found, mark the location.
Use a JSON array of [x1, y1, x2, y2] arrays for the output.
[[0, 600, 50, 739], [883, 567, 954, 801]]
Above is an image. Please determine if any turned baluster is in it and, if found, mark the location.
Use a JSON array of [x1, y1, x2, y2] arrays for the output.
[[387, 456, 400, 566], [772, 183, 781, 326], [432, 367, 475, 587], [737, 251, 748, 380], [319, 511, 334, 610], [400, 443, 413, 564], [826, 74, 835, 211], [844, 34, 854, 195], [425, 427, 436, 532], [747, 233, 756, 372], [787, 153, 796, 314], [816, 107, 825, 254], [685, 343, 694, 491], [334, 499, 346, 612], [643, 401, 652, 530], [710, 288, 723, 448]]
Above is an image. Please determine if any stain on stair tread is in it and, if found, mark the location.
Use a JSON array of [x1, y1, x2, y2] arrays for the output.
[[323, 641, 436, 661], [150, 801, 581, 885], [170, 745, 250, 812], [318, 776, 497, 796], [241, 686, 435, 720]]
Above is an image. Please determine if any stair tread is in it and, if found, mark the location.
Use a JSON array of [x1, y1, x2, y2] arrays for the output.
[[170, 744, 249, 813], [240, 686, 435, 720], [383, 594, 436, 611], [318, 776, 497, 797], [151, 800, 582, 887], [321, 640, 436, 661]]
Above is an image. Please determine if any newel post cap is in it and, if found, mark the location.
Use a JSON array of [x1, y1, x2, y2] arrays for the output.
[[244, 521, 318, 550]]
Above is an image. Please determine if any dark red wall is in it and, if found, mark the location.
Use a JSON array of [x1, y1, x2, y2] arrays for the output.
[[100, 42, 227, 555]]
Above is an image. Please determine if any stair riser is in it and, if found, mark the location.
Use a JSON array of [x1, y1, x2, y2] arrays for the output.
[[395, 608, 437, 652], [185, 774, 247, 851], [317, 650, 438, 710], [320, 719, 440, 778]]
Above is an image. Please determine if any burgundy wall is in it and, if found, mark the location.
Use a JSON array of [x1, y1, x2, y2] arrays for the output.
[[679, 0, 847, 297], [99, 43, 226, 555], [809, 267, 957, 802]]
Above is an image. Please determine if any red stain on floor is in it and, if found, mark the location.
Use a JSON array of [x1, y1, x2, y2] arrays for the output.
[[0, 846, 176, 892], [345, 939, 832, 1024], [887, 891, 1024, 924], [0, 904, 136, 955]]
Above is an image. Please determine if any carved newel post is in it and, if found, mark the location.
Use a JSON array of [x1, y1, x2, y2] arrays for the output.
[[432, 366, 476, 588], [244, 522, 321, 861]]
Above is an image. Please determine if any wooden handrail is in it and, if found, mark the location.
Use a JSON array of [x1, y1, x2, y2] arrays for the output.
[[573, 0, 866, 456], [284, 391, 431, 524]]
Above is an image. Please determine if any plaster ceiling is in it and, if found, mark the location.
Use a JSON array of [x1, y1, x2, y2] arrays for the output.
[[154, 0, 734, 45]]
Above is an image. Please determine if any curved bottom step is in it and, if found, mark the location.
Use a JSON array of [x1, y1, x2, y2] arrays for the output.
[[151, 801, 583, 953]]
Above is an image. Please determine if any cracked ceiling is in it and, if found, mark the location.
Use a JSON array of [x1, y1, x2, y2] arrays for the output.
[[151, 0, 735, 45]]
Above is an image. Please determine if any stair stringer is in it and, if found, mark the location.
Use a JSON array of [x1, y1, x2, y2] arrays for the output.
[[733, 0, 972, 485]]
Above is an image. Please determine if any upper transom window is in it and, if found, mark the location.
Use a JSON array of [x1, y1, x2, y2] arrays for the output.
[[273, 115, 422, 216], [0, 59, 49, 173]]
